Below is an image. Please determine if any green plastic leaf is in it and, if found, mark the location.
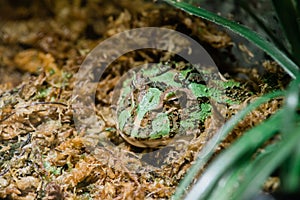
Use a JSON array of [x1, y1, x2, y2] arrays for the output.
[[234, 124, 300, 200], [171, 90, 284, 200], [185, 110, 283, 200], [163, 0, 299, 78], [272, 0, 300, 65], [237, 0, 291, 57]]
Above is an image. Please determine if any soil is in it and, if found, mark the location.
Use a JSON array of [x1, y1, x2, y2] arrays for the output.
[[0, 0, 288, 199]]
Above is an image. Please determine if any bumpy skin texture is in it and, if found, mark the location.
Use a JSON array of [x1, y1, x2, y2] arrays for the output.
[[115, 63, 242, 148]]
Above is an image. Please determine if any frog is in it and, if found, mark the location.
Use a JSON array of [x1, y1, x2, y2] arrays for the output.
[[113, 62, 245, 148]]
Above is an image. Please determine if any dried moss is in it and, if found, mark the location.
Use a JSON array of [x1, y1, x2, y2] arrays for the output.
[[0, 0, 288, 199]]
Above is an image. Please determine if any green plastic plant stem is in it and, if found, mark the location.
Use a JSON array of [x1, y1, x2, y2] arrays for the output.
[[272, 0, 300, 66], [237, 0, 291, 58], [230, 137, 286, 199], [207, 155, 252, 200], [296, 0, 300, 18], [237, 125, 300, 200], [212, 141, 279, 200], [281, 144, 300, 192], [281, 73, 300, 134], [280, 74, 300, 192], [171, 90, 284, 200], [213, 77, 300, 200], [228, 127, 282, 200], [220, 77, 300, 199], [184, 110, 283, 200], [163, 0, 299, 79]]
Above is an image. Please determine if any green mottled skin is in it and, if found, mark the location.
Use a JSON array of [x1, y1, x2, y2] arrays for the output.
[[116, 63, 245, 148]]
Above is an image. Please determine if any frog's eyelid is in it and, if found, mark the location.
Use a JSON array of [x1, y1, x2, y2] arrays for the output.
[[110, 105, 117, 111]]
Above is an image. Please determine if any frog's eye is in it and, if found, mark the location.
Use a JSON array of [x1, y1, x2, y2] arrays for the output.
[[165, 91, 176, 100], [164, 91, 188, 109], [110, 105, 117, 112], [197, 96, 210, 104]]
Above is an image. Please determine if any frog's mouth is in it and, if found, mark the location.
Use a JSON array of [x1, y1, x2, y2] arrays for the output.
[[118, 131, 175, 148]]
